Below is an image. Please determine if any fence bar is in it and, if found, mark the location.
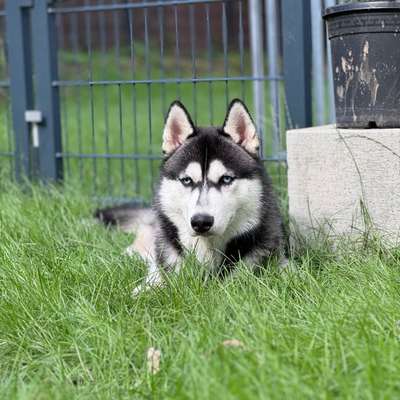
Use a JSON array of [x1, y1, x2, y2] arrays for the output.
[[248, 0, 265, 157], [127, 9, 140, 195], [31, 0, 63, 182], [53, 75, 281, 87], [189, 4, 198, 122], [55, 152, 286, 162], [221, 2, 229, 108], [324, 0, 336, 123], [265, 0, 280, 155], [311, 0, 325, 126], [5, 0, 34, 179], [238, 1, 246, 102], [49, 0, 224, 14], [282, 0, 312, 128], [205, 3, 214, 124]]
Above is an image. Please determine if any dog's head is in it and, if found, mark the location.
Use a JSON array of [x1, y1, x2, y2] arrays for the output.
[[158, 99, 264, 241]]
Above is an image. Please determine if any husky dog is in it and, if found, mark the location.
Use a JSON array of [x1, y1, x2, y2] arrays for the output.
[[96, 99, 284, 294]]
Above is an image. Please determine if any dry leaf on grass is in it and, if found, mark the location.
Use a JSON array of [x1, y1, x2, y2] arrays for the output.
[[222, 339, 244, 348], [147, 347, 161, 374]]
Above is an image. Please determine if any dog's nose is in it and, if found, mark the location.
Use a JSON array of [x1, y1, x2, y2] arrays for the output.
[[191, 214, 214, 234]]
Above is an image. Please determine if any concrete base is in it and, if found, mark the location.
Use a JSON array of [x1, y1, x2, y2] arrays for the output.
[[287, 125, 400, 244]]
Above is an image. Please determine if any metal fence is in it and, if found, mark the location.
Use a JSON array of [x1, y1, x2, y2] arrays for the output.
[[0, 6, 12, 179], [0, 0, 338, 202]]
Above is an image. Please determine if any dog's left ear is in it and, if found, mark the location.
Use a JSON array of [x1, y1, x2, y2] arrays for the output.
[[162, 101, 195, 155], [222, 99, 260, 155]]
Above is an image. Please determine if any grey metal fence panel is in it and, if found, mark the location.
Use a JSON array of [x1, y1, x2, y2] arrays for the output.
[[0, 6, 13, 180], [4, 0, 33, 180], [311, 0, 325, 126], [265, 0, 281, 157], [3, 0, 318, 200], [310, 0, 341, 125], [282, 0, 312, 129], [325, 0, 337, 123], [31, 0, 63, 182], [248, 0, 266, 158], [46, 0, 289, 200]]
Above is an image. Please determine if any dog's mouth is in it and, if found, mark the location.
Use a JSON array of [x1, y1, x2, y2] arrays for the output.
[[191, 231, 214, 238]]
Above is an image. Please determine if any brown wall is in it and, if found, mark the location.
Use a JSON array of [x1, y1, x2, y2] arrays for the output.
[[55, 1, 249, 54]]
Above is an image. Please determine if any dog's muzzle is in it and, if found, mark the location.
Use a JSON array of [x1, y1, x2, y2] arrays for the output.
[[191, 213, 214, 235]]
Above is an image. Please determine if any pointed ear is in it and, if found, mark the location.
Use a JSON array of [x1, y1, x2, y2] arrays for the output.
[[222, 99, 260, 155], [162, 101, 195, 155]]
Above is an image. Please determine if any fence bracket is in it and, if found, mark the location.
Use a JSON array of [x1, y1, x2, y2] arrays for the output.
[[25, 110, 43, 148]]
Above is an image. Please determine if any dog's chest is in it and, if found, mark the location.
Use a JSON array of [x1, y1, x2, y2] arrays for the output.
[[181, 234, 225, 269]]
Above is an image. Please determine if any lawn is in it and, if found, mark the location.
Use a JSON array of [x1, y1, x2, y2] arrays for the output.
[[0, 31, 398, 399], [1, 182, 400, 399]]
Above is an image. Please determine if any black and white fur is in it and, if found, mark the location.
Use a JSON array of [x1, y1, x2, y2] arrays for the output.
[[96, 99, 284, 294]]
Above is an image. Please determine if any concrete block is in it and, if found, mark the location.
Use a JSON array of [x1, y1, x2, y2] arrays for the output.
[[287, 125, 400, 244]]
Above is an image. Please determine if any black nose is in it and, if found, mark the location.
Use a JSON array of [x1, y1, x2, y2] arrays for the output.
[[191, 214, 214, 234]]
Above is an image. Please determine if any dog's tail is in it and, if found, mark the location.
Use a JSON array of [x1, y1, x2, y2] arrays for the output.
[[94, 203, 156, 233]]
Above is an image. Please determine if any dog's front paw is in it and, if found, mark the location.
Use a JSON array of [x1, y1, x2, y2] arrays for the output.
[[131, 282, 162, 297], [278, 257, 289, 269], [278, 257, 298, 273], [124, 244, 137, 257], [132, 272, 164, 297], [132, 284, 146, 297]]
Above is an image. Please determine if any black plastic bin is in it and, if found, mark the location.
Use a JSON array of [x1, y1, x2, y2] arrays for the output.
[[324, 1, 400, 128]]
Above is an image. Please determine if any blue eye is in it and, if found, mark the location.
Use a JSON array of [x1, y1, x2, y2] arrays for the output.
[[219, 175, 235, 185], [180, 176, 193, 186]]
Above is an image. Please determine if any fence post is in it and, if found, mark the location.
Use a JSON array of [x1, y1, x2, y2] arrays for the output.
[[248, 0, 265, 158], [5, 0, 34, 180], [31, 0, 63, 182], [282, 0, 312, 128], [311, 0, 325, 126], [324, 0, 336, 124], [265, 0, 280, 156]]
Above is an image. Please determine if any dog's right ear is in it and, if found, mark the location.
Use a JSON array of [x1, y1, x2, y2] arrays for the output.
[[162, 101, 195, 155], [222, 99, 260, 155]]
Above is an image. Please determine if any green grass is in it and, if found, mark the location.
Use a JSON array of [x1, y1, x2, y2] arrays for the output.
[[1, 182, 400, 399]]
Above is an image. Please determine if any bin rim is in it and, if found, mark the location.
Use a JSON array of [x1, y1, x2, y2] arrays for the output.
[[324, 1, 400, 19]]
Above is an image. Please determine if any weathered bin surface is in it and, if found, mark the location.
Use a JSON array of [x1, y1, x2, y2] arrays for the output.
[[324, 2, 400, 128]]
